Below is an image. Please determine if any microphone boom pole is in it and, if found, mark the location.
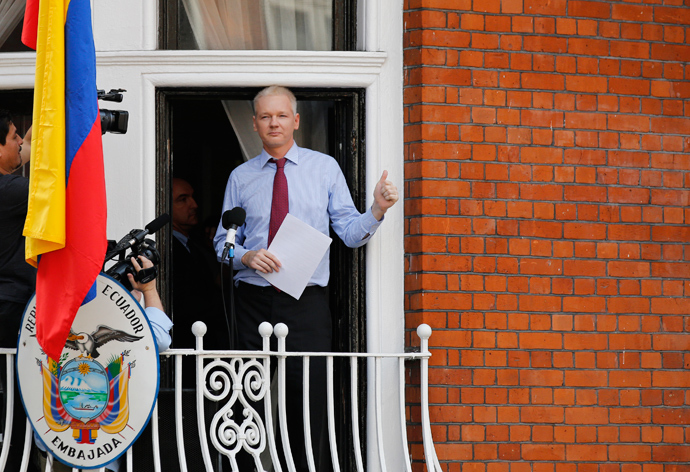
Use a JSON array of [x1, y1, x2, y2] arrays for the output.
[[220, 207, 246, 350]]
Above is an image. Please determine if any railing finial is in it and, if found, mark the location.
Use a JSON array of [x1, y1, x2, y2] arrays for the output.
[[417, 324, 432, 340], [259, 321, 274, 339], [273, 322, 289, 339], [192, 321, 208, 337]]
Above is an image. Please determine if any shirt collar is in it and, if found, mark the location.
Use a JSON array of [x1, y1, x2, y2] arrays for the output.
[[172, 230, 190, 252], [260, 142, 300, 168]]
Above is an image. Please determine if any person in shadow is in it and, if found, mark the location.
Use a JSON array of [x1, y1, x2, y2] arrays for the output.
[[171, 177, 228, 353]]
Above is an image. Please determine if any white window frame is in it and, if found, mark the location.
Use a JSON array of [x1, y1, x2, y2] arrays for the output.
[[0, 0, 404, 468]]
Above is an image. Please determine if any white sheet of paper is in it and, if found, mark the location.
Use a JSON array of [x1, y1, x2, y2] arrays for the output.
[[258, 213, 332, 299]]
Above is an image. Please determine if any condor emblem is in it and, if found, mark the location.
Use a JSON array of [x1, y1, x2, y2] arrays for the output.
[[16, 273, 160, 469]]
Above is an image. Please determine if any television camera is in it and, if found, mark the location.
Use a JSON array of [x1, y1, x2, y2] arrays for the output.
[[104, 214, 170, 291], [98, 88, 128, 134]]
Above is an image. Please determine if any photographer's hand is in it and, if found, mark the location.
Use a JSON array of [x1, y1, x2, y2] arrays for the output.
[[128, 256, 164, 311]]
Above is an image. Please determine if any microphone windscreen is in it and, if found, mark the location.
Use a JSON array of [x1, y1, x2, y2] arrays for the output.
[[222, 207, 246, 229], [145, 213, 171, 233]]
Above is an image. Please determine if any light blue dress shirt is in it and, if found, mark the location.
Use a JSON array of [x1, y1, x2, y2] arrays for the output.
[[213, 143, 382, 287], [146, 306, 173, 352]]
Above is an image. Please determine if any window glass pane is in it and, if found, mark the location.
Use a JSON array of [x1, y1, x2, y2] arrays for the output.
[[0, 0, 32, 53], [168, 0, 343, 51]]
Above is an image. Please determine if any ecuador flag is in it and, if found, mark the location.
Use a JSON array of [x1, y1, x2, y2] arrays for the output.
[[22, 0, 107, 361]]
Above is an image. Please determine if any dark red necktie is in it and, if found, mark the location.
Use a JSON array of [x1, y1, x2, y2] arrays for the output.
[[268, 158, 288, 247]]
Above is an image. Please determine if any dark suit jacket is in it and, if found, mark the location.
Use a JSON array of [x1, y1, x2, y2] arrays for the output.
[[172, 235, 227, 350]]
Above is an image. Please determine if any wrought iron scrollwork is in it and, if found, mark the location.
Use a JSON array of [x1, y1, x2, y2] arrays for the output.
[[203, 357, 270, 461]]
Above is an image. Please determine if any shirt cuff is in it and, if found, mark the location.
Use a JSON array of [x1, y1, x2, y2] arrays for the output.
[[145, 306, 173, 351], [362, 207, 383, 239], [233, 246, 248, 270]]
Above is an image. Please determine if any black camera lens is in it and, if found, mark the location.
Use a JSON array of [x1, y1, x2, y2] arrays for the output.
[[99, 109, 128, 134]]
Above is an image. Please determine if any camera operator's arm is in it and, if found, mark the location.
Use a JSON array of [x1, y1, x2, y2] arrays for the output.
[[128, 256, 163, 310], [128, 256, 172, 351], [20, 125, 32, 166]]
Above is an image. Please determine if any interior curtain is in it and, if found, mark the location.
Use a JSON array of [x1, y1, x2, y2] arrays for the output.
[[0, 0, 26, 48], [180, 0, 332, 160], [180, 0, 268, 50], [222, 100, 329, 161], [180, 0, 332, 51]]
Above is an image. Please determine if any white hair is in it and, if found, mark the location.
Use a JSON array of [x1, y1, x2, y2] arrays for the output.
[[253, 86, 297, 115]]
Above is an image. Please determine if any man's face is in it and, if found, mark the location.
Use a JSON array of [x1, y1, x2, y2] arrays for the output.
[[253, 94, 300, 153], [0, 123, 23, 175], [172, 179, 198, 235]]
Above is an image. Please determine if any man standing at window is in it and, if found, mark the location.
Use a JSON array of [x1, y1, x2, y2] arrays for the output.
[[213, 86, 399, 471], [171, 177, 226, 351], [0, 110, 35, 471]]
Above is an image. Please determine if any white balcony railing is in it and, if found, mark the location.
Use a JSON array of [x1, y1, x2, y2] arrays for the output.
[[1, 323, 440, 472]]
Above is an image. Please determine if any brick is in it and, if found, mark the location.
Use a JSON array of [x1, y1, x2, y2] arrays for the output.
[[534, 17, 555, 35], [416, 29, 471, 48], [651, 117, 690, 135], [521, 110, 564, 128], [564, 331, 608, 350], [521, 147, 562, 164], [612, 4, 653, 22], [563, 222, 606, 239], [563, 260, 606, 277], [472, 32, 500, 50], [565, 76, 607, 94], [576, 94, 597, 111], [473, 0, 501, 13], [651, 43, 690, 62], [524, 36, 567, 54], [569, 1, 610, 19], [609, 261, 651, 278], [599, 22, 619, 39], [520, 221, 563, 239], [619, 97, 640, 113], [619, 134, 638, 150], [608, 151, 650, 168], [524, 0, 566, 15], [519, 295, 562, 312], [610, 445, 652, 462], [523, 73, 565, 91], [565, 112, 606, 130], [609, 187, 650, 205], [568, 38, 609, 56], [461, 13, 484, 30], [420, 67, 473, 86], [566, 445, 608, 461], [563, 149, 606, 165], [611, 408, 652, 425], [576, 57, 597, 75], [621, 23, 642, 41], [563, 186, 607, 203], [563, 297, 605, 313], [652, 445, 690, 463], [654, 6, 690, 25], [523, 444, 565, 461], [520, 258, 563, 276], [534, 55, 554, 72], [610, 41, 651, 60], [608, 114, 650, 133]]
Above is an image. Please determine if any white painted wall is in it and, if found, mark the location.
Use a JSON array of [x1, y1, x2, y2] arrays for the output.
[[0, 0, 404, 468]]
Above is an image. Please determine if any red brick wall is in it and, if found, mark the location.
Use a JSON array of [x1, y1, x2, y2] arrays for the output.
[[403, 0, 689, 470]]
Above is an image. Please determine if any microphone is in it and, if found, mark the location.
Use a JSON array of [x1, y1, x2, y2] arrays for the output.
[[130, 213, 171, 244], [106, 213, 171, 259], [221, 207, 246, 260]]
